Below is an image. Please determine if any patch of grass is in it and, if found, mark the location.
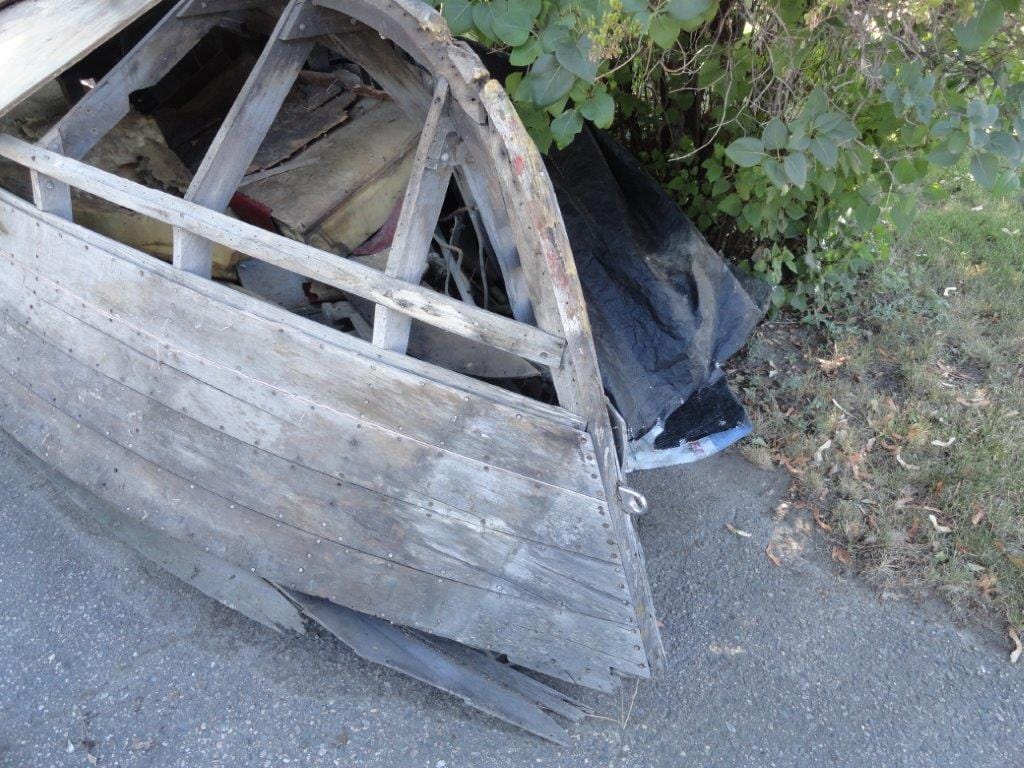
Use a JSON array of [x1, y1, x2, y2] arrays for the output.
[[731, 171, 1024, 637]]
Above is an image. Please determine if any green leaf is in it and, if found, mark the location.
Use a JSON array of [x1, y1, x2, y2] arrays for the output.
[[784, 152, 808, 187], [649, 14, 682, 49], [742, 202, 763, 228], [967, 99, 999, 129], [510, 37, 543, 67], [890, 195, 916, 233], [554, 35, 599, 82], [927, 146, 962, 167], [762, 158, 789, 189], [970, 152, 1000, 189], [667, 0, 713, 22], [491, 0, 538, 47], [525, 54, 576, 108], [718, 193, 742, 216], [762, 118, 788, 151], [550, 109, 584, 149], [579, 89, 615, 128], [724, 137, 765, 167], [991, 170, 1021, 196], [441, 0, 474, 36], [955, 1, 1005, 52], [471, 2, 497, 41], [893, 157, 922, 184], [787, 128, 811, 152], [987, 132, 1022, 163], [808, 136, 837, 167]]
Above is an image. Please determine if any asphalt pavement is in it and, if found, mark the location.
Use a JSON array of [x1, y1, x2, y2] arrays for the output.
[[0, 428, 1020, 767]]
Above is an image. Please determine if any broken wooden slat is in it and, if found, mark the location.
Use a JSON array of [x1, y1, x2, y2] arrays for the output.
[[284, 591, 572, 744], [372, 77, 454, 354], [241, 99, 420, 252], [88, 496, 307, 635], [0, 135, 566, 366], [175, 0, 315, 276], [29, 0, 220, 217], [0, 0, 164, 119]]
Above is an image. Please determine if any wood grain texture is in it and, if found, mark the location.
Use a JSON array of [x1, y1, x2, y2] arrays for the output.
[[30, 0, 218, 221], [0, 240, 647, 684], [373, 78, 453, 353], [318, 1, 664, 671], [175, 0, 314, 276], [0, 0, 164, 118], [0, 135, 565, 366]]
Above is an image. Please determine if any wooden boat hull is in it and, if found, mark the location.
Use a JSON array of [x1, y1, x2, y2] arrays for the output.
[[0, 0, 664, 716], [0, 191, 647, 687]]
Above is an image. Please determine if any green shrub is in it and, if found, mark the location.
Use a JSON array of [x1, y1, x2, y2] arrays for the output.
[[436, 0, 1024, 317]]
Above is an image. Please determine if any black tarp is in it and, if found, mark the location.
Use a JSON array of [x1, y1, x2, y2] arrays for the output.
[[544, 127, 769, 469]]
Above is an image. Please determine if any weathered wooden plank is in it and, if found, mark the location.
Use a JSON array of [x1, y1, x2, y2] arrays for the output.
[[286, 591, 571, 744], [0, 0, 164, 119], [0, 135, 565, 366], [314, 0, 488, 124], [476, 80, 665, 672], [31, 0, 219, 218], [0, 262, 614, 562], [177, 0, 276, 16], [373, 78, 454, 353], [92, 500, 307, 635], [11, 430, 308, 634], [175, 0, 315, 276], [322, 1, 664, 670], [0, 194, 601, 508], [0, 358, 646, 685], [0, 188, 583, 432], [422, 636, 591, 723], [320, 28, 535, 324], [0, 315, 632, 624], [454, 166, 533, 324]]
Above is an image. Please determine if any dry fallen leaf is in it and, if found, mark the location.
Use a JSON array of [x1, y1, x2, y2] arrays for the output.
[[765, 543, 782, 567], [725, 522, 752, 538], [1009, 626, 1022, 665], [814, 439, 833, 464], [928, 514, 952, 534], [895, 451, 919, 470], [812, 507, 832, 532], [832, 546, 852, 565], [816, 355, 847, 373], [971, 509, 987, 526], [131, 739, 154, 752], [956, 394, 991, 407]]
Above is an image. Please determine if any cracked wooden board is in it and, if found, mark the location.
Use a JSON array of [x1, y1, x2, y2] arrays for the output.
[[0, 0, 664, 732], [0, 0, 164, 119]]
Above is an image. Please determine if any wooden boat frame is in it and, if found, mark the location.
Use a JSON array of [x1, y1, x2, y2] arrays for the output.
[[0, 0, 664, 694]]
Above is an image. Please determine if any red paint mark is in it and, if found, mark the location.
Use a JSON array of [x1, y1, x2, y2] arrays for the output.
[[513, 155, 525, 175], [229, 193, 276, 232]]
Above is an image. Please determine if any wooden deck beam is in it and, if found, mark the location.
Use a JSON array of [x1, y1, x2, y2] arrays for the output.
[[174, 0, 315, 276], [372, 78, 454, 353]]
